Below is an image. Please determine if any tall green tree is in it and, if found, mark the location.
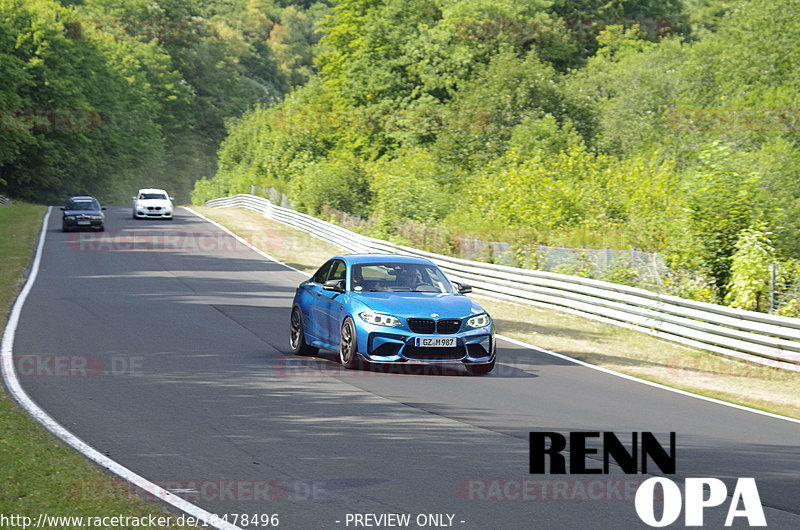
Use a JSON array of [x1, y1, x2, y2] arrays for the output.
[[0, 0, 183, 203], [725, 226, 775, 312]]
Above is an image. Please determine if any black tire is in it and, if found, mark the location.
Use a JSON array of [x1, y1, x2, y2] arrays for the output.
[[290, 307, 318, 355], [62, 224, 70, 233], [339, 317, 360, 370], [465, 358, 495, 376]]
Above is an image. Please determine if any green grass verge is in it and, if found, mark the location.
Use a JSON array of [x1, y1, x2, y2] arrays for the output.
[[0, 204, 195, 528], [193, 205, 800, 420]]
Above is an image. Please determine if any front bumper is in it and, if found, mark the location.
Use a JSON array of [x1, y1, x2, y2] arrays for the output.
[[134, 208, 172, 218], [358, 326, 495, 365], [63, 217, 104, 230]]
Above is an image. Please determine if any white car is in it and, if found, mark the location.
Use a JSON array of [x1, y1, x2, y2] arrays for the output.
[[132, 188, 174, 219]]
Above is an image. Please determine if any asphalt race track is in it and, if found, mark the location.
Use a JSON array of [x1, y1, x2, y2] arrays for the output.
[[9, 207, 800, 529]]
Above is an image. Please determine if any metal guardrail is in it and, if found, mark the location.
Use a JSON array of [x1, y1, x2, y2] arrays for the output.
[[204, 194, 800, 371], [0, 195, 11, 206]]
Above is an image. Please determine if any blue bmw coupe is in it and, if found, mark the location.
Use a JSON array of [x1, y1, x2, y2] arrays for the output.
[[290, 254, 495, 375]]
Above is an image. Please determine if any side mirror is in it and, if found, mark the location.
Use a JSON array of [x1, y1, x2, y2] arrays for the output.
[[453, 281, 472, 294], [101, 207, 107, 210], [323, 279, 346, 292], [60, 207, 65, 210], [169, 196, 175, 201]]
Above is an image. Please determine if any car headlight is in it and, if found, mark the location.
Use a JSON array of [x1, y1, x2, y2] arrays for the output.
[[360, 312, 401, 327], [467, 314, 490, 328]]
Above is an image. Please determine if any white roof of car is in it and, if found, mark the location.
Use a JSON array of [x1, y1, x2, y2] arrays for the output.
[[137, 188, 169, 194]]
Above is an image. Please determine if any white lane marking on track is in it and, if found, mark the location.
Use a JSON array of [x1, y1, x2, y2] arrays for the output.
[[0, 207, 243, 530], [185, 206, 308, 276], [496, 334, 800, 425]]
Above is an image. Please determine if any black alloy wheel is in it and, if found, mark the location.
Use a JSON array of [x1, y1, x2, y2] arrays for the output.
[[339, 317, 360, 369], [290, 307, 318, 355]]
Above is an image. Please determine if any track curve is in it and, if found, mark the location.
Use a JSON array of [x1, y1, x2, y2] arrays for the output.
[[8, 207, 800, 529]]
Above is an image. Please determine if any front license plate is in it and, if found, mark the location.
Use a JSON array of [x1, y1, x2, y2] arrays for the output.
[[77, 220, 90, 225], [414, 337, 456, 348]]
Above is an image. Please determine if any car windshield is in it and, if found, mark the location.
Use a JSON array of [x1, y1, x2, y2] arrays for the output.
[[66, 200, 99, 210], [140, 193, 167, 200], [351, 262, 454, 293]]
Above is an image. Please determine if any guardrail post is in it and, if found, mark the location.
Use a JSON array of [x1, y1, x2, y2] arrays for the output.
[[770, 263, 776, 313]]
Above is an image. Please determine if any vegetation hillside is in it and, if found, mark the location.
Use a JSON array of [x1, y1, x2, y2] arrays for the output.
[[192, 0, 800, 311], [0, 0, 328, 203], [2, 0, 800, 312]]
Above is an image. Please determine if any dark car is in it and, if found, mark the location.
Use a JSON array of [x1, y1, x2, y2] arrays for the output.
[[290, 254, 495, 375], [61, 196, 106, 232]]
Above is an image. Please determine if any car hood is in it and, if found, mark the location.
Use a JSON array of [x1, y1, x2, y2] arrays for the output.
[[351, 292, 484, 319], [136, 199, 172, 207], [64, 209, 102, 216]]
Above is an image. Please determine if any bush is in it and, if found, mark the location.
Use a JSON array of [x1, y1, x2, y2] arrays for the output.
[[366, 149, 459, 231], [724, 227, 774, 312], [777, 299, 800, 318], [289, 159, 371, 217], [599, 266, 640, 286]]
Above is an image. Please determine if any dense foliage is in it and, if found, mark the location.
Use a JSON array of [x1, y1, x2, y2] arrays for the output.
[[193, 0, 800, 308], [0, 0, 329, 203], [5, 0, 800, 309]]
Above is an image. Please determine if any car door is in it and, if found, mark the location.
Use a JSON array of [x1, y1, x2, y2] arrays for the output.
[[302, 260, 333, 342], [317, 259, 347, 345]]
